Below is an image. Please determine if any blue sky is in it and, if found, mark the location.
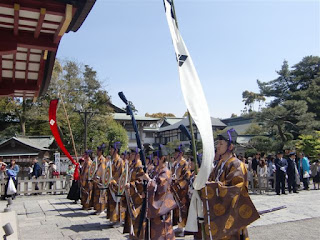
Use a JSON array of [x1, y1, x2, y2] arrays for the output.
[[57, 0, 319, 118]]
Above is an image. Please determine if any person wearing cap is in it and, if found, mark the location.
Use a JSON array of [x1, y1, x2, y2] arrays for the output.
[[107, 141, 125, 225], [200, 129, 259, 239], [171, 145, 192, 237], [80, 150, 93, 210], [92, 145, 107, 215], [275, 150, 288, 195], [123, 148, 145, 238], [140, 145, 177, 239], [144, 144, 155, 177], [287, 152, 298, 193]]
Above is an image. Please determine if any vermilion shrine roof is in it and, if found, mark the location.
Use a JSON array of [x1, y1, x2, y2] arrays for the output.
[[0, 0, 96, 99]]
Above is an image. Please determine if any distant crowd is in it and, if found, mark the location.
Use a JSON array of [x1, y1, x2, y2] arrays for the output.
[[239, 151, 320, 194], [0, 158, 75, 200]]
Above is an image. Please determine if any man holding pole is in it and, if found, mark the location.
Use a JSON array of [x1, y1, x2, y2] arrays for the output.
[[200, 130, 259, 239], [80, 151, 93, 210], [92, 144, 107, 215], [171, 145, 192, 237], [107, 142, 125, 225]]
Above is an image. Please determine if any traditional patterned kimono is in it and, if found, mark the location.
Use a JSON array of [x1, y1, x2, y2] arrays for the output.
[[107, 154, 125, 222], [146, 165, 177, 240], [123, 159, 145, 238], [92, 155, 107, 213], [80, 158, 93, 209], [171, 157, 191, 227], [200, 157, 259, 240]]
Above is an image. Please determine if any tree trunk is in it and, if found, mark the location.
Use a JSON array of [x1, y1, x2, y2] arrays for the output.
[[276, 124, 285, 148]]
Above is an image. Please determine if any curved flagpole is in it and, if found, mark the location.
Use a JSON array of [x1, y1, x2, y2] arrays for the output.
[[163, 0, 215, 233], [59, 93, 78, 161], [49, 99, 79, 180]]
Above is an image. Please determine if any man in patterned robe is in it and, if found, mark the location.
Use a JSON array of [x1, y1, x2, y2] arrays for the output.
[[171, 146, 192, 237], [80, 151, 93, 210], [141, 145, 177, 240], [92, 145, 107, 215], [123, 148, 145, 238], [200, 130, 259, 240], [107, 142, 125, 225]]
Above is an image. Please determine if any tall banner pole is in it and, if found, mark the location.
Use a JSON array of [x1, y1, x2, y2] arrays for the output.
[[59, 93, 78, 161], [118, 92, 147, 237]]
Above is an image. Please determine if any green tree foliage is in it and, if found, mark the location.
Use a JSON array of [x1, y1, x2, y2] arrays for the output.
[[256, 100, 319, 149], [0, 59, 128, 155], [104, 119, 129, 154], [296, 132, 320, 161], [257, 56, 320, 119], [244, 123, 265, 135], [242, 56, 320, 151], [145, 112, 176, 119], [247, 136, 273, 153], [242, 90, 265, 112]]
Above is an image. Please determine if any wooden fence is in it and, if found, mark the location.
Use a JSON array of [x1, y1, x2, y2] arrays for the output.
[[1, 176, 68, 196]]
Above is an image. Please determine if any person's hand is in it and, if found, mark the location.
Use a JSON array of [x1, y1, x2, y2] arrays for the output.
[[141, 173, 150, 181]]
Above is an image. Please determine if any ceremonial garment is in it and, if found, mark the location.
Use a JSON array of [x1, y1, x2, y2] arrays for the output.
[[92, 155, 107, 213], [123, 159, 145, 238], [146, 165, 177, 240], [80, 158, 93, 209], [171, 157, 191, 228], [200, 157, 259, 240], [107, 155, 125, 222]]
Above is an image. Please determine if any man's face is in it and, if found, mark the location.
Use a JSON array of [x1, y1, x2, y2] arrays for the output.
[[216, 140, 228, 156], [277, 154, 283, 159], [256, 153, 261, 158], [109, 147, 114, 156], [153, 156, 159, 166], [129, 152, 135, 161]]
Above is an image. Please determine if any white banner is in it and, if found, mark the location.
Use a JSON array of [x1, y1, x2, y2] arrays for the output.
[[163, 0, 215, 231]]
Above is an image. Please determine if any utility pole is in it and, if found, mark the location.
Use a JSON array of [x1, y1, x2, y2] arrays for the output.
[[76, 109, 95, 151]]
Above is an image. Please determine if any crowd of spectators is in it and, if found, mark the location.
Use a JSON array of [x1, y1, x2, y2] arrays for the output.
[[239, 151, 320, 194]]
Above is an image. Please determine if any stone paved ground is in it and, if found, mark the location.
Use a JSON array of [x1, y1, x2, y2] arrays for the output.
[[1, 189, 320, 240]]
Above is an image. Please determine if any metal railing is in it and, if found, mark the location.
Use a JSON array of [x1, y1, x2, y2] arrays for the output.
[[0, 176, 68, 195], [248, 174, 276, 193]]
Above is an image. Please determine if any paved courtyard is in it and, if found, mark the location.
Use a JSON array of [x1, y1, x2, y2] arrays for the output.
[[1, 190, 320, 240]]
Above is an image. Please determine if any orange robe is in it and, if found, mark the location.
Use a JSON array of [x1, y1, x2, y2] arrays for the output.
[[171, 157, 191, 227], [107, 155, 125, 222], [123, 159, 145, 238], [92, 155, 107, 213], [146, 165, 177, 240], [80, 159, 93, 209], [200, 157, 259, 240]]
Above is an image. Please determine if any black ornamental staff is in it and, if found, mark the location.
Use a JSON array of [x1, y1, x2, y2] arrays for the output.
[[118, 91, 147, 237]]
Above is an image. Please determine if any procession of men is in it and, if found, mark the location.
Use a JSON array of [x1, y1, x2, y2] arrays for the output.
[[75, 130, 259, 240]]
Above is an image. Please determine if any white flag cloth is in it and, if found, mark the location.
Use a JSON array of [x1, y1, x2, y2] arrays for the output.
[[163, 0, 215, 231]]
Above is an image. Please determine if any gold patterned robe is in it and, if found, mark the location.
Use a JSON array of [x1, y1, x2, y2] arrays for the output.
[[200, 157, 259, 240], [123, 159, 145, 238], [107, 155, 125, 222], [92, 155, 107, 213], [80, 158, 93, 209], [146, 165, 177, 240], [171, 157, 191, 227]]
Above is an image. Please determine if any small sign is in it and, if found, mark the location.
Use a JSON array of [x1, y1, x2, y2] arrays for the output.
[[54, 152, 61, 173]]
